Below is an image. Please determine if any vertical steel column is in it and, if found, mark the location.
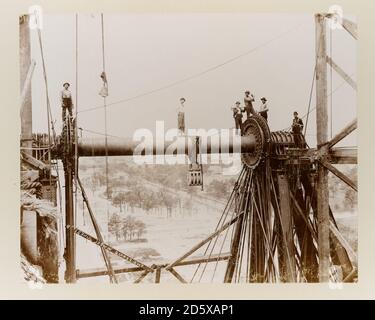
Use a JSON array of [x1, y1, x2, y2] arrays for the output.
[[315, 13, 330, 282], [64, 160, 76, 283], [64, 119, 76, 283], [20, 15, 33, 155], [276, 173, 296, 282]]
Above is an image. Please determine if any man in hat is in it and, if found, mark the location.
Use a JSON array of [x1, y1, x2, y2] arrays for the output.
[[244, 90, 255, 119], [259, 97, 269, 121], [231, 101, 244, 134], [292, 111, 304, 148], [61, 82, 73, 121], [177, 97, 186, 135]]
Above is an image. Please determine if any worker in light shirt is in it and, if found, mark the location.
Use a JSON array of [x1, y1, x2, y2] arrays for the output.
[[244, 90, 255, 119], [177, 97, 186, 135], [61, 82, 74, 121], [259, 97, 269, 122]]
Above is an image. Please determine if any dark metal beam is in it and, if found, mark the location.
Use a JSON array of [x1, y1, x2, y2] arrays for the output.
[[315, 13, 330, 282], [77, 135, 256, 157]]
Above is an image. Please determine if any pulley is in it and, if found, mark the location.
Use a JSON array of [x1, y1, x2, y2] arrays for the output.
[[187, 136, 203, 189]]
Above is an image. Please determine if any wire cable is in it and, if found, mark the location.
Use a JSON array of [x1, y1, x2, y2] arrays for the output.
[[78, 22, 306, 114]]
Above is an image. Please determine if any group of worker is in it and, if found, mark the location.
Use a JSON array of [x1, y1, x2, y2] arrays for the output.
[[230, 90, 305, 147], [61, 82, 305, 148], [231, 91, 269, 132]]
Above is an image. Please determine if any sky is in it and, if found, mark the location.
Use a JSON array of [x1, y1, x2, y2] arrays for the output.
[[29, 13, 357, 147]]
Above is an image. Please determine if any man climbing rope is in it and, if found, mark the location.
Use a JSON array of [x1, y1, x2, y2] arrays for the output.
[[99, 71, 108, 98], [292, 111, 304, 148], [231, 101, 244, 135], [244, 90, 255, 118], [177, 97, 186, 135], [61, 82, 73, 121], [259, 97, 269, 122]]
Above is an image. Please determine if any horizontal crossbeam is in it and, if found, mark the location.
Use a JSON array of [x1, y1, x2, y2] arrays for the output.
[[76, 252, 231, 279], [68, 226, 153, 272]]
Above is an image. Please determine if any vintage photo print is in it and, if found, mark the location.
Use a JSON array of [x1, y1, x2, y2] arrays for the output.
[[19, 9, 357, 285]]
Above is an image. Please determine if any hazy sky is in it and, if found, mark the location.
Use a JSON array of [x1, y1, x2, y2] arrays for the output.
[[30, 13, 357, 147]]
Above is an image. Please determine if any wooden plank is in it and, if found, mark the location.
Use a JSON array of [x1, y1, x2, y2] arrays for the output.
[[320, 160, 357, 191], [342, 18, 358, 40], [343, 268, 357, 283], [155, 267, 161, 283], [329, 147, 357, 164], [177, 253, 231, 266], [315, 13, 330, 282], [134, 270, 151, 284], [330, 221, 358, 266], [21, 151, 49, 171], [326, 56, 357, 90], [327, 119, 357, 149], [77, 266, 144, 278], [168, 268, 187, 283]]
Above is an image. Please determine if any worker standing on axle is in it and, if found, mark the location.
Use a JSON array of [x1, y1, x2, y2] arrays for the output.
[[61, 82, 73, 121], [292, 111, 304, 148], [259, 97, 269, 122], [177, 97, 186, 135], [244, 90, 255, 118], [231, 101, 244, 135]]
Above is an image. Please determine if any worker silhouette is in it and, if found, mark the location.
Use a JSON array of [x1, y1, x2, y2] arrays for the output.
[[244, 91, 255, 118], [61, 82, 73, 121], [292, 111, 304, 148], [177, 97, 186, 135], [259, 97, 269, 122], [231, 101, 244, 135]]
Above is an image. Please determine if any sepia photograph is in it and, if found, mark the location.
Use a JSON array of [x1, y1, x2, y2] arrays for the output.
[[19, 9, 358, 285]]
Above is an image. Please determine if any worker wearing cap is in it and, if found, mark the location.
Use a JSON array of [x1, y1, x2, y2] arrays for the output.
[[292, 111, 304, 148], [244, 91, 255, 118], [259, 97, 269, 122], [231, 101, 244, 134], [61, 82, 73, 121], [177, 97, 186, 135]]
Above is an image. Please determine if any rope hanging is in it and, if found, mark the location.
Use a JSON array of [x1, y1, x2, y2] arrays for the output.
[[100, 13, 117, 284], [100, 13, 110, 223]]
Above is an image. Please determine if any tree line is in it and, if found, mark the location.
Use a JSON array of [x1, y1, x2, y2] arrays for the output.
[[108, 214, 146, 242]]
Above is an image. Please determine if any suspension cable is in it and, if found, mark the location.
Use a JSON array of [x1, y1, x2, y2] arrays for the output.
[[78, 22, 306, 114]]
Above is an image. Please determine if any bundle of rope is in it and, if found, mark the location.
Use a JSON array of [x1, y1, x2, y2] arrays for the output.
[[21, 253, 46, 284], [21, 191, 60, 222], [20, 180, 43, 199]]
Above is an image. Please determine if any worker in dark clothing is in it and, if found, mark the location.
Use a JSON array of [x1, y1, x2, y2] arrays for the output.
[[244, 90, 256, 118], [259, 97, 269, 122], [61, 82, 73, 121], [292, 111, 304, 148], [231, 101, 244, 135]]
